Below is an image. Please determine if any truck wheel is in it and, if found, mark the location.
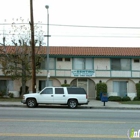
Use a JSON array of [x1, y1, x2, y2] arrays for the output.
[[27, 98, 37, 108], [68, 99, 78, 109]]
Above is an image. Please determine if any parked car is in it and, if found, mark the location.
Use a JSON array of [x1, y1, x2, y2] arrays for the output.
[[21, 87, 89, 109]]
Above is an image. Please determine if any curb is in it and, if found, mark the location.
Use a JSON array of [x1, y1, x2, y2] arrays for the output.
[[84, 106, 140, 110], [0, 104, 140, 110]]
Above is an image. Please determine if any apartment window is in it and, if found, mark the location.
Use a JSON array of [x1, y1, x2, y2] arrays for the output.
[[57, 58, 63, 61], [134, 59, 139, 63], [65, 58, 70, 61], [85, 58, 93, 69], [73, 58, 84, 69], [73, 58, 93, 70], [113, 81, 127, 97], [0, 80, 14, 91], [8, 80, 14, 91], [49, 58, 55, 69], [40, 58, 55, 70], [0, 80, 7, 91], [111, 59, 131, 70]]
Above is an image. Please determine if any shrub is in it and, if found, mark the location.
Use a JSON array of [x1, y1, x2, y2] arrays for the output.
[[0, 89, 6, 97], [61, 84, 70, 87], [96, 82, 107, 99], [121, 96, 131, 101], [108, 96, 122, 101], [96, 96, 100, 100], [136, 83, 140, 98], [133, 97, 140, 101], [0, 93, 3, 97], [8, 93, 14, 98]]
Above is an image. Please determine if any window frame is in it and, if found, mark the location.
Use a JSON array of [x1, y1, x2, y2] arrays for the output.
[[111, 58, 131, 70], [73, 58, 93, 70], [57, 58, 63, 61], [134, 59, 140, 63], [40, 57, 55, 70], [65, 58, 71, 62]]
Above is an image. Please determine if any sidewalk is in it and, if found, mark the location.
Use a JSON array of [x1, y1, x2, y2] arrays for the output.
[[87, 100, 140, 110], [0, 100, 140, 109]]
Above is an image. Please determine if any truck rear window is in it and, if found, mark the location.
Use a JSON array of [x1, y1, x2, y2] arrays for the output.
[[67, 88, 86, 94]]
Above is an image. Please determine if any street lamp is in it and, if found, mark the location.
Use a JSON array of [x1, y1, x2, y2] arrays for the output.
[[45, 5, 50, 87]]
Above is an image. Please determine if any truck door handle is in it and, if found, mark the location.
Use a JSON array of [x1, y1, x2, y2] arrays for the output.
[[63, 95, 65, 97], [51, 95, 53, 97]]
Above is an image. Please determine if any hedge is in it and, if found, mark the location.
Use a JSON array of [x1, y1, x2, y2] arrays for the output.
[[108, 96, 122, 101], [96, 82, 107, 99], [133, 97, 140, 101], [136, 83, 140, 98], [121, 96, 131, 101], [61, 84, 70, 87]]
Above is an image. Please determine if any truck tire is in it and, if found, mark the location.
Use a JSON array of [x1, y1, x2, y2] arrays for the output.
[[27, 98, 37, 108], [68, 99, 78, 109]]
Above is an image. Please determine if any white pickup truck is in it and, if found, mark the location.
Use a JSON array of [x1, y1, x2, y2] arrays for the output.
[[21, 87, 89, 109]]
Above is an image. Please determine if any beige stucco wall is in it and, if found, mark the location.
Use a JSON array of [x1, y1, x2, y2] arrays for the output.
[[95, 71, 110, 77], [132, 59, 140, 70], [14, 79, 32, 92], [56, 59, 72, 69]]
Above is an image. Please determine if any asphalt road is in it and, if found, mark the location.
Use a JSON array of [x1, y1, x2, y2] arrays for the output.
[[0, 107, 140, 140]]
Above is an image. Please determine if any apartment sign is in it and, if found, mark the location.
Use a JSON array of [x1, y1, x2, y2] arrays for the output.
[[71, 70, 95, 77]]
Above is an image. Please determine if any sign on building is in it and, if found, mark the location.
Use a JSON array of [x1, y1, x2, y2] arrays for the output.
[[71, 70, 95, 77]]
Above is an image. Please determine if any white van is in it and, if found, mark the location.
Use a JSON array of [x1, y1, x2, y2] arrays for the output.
[[21, 87, 89, 109]]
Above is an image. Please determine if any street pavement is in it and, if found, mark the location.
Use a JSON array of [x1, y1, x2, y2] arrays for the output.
[[0, 100, 140, 109]]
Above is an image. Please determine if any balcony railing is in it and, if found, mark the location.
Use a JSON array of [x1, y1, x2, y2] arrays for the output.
[[36, 69, 140, 78], [0, 68, 139, 78]]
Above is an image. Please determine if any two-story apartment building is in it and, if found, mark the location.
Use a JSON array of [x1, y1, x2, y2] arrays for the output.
[[0, 46, 140, 99]]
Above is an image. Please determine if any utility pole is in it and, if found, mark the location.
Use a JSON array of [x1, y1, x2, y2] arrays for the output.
[[30, 0, 36, 92], [45, 5, 50, 87]]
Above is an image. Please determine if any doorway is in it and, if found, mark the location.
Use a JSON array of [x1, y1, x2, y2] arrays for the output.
[[70, 78, 95, 99], [39, 80, 53, 91]]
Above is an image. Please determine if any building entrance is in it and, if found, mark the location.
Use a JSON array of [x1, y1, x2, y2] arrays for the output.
[[71, 78, 95, 99]]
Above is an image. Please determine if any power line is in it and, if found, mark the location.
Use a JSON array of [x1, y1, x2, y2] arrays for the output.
[[0, 23, 140, 29], [51, 35, 140, 38], [46, 24, 140, 30]]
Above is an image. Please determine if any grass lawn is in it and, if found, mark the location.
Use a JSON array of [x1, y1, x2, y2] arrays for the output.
[[120, 101, 140, 105], [0, 98, 21, 102]]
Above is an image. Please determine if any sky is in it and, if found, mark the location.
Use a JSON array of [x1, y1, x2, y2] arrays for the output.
[[0, 0, 140, 47]]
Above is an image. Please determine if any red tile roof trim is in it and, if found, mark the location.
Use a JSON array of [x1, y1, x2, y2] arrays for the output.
[[0, 46, 140, 56]]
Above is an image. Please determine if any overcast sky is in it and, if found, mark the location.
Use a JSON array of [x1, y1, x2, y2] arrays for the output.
[[0, 0, 140, 47]]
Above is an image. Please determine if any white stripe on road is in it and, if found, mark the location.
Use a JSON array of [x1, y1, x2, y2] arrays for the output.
[[0, 118, 140, 124], [0, 133, 128, 139]]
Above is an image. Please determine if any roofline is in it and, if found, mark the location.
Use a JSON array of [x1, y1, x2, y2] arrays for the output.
[[49, 55, 140, 58]]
